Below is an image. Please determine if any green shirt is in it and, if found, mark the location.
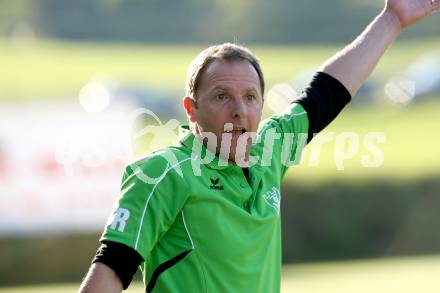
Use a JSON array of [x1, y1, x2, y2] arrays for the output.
[[101, 103, 309, 292]]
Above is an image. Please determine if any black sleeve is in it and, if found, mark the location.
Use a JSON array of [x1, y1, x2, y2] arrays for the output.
[[92, 241, 144, 290], [294, 71, 352, 142]]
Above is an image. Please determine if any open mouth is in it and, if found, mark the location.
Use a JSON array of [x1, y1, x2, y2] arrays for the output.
[[228, 127, 246, 135], [223, 124, 247, 136], [233, 128, 246, 134]]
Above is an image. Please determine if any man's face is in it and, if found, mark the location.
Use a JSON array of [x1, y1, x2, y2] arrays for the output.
[[184, 59, 263, 163]]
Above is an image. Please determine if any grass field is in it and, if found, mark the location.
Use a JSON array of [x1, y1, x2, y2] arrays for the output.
[[1, 255, 439, 293], [1, 37, 440, 99]]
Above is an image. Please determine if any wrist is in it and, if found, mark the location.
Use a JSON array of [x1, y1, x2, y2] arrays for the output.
[[378, 9, 403, 36]]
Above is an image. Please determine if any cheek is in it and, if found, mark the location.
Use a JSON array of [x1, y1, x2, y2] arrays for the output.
[[248, 108, 262, 130], [197, 108, 223, 131]]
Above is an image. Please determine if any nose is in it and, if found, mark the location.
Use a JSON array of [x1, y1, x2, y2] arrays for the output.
[[231, 96, 247, 119]]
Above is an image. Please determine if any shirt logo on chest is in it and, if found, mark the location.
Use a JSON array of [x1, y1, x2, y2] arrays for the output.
[[263, 186, 280, 213], [209, 177, 224, 190]]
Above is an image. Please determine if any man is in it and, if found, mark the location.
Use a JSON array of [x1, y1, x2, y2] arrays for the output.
[[79, 1, 440, 292]]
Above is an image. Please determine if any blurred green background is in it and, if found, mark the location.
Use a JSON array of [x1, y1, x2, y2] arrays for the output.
[[0, 0, 439, 292]]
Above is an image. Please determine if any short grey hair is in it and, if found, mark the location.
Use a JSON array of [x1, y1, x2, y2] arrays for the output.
[[185, 43, 265, 101]]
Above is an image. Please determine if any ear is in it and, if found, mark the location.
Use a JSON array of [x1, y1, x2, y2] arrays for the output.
[[183, 96, 198, 123]]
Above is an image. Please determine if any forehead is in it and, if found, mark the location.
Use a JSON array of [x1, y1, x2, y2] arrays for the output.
[[198, 59, 261, 93]]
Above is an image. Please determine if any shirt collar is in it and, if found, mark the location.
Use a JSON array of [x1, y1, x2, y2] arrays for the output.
[[178, 125, 236, 170]]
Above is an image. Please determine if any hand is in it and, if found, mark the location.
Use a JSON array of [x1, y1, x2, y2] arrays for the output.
[[385, 0, 440, 29]]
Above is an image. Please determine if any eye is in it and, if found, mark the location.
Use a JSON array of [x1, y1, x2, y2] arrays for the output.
[[216, 94, 227, 101], [246, 94, 256, 101]]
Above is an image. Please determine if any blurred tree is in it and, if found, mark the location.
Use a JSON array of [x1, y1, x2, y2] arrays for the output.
[[0, 0, 439, 43], [0, 0, 34, 35]]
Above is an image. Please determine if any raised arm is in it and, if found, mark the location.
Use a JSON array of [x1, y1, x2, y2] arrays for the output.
[[320, 0, 440, 96], [78, 263, 123, 293]]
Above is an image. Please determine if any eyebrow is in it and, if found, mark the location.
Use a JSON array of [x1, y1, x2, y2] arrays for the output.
[[210, 85, 258, 93], [211, 85, 230, 92]]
